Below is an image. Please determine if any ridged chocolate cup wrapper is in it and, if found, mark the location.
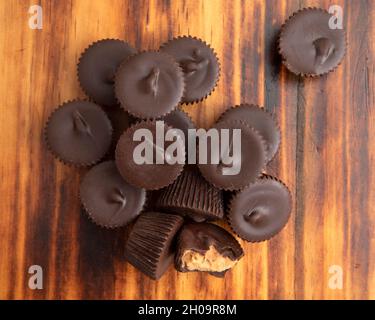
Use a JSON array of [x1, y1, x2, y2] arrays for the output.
[[44, 100, 113, 167], [80, 161, 146, 229], [278, 7, 346, 77], [77, 39, 137, 106], [160, 36, 221, 104], [228, 175, 292, 242], [198, 120, 267, 191], [125, 211, 184, 280], [217, 104, 281, 163], [114, 51, 185, 119], [175, 222, 244, 277], [154, 165, 225, 222], [115, 120, 186, 190]]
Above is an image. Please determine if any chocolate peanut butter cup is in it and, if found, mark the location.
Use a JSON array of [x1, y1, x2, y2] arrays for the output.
[[125, 212, 184, 279], [228, 175, 292, 242], [218, 104, 280, 163], [115, 51, 185, 118], [115, 120, 185, 190], [44, 100, 112, 166], [130, 109, 196, 152], [160, 36, 220, 104], [198, 120, 267, 191], [80, 161, 146, 228], [78, 39, 137, 106], [175, 222, 243, 276], [154, 165, 225, 222], [279, 8, 346, 77]]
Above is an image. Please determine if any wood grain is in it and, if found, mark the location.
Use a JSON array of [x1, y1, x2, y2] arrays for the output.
[[0, 0, 374, 300]]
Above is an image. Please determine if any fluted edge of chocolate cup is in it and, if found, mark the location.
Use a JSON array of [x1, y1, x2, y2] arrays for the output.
[[125, 212, 184, 279], [154, 165, 225, 221]]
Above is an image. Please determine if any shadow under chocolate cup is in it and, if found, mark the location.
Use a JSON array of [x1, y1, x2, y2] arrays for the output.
[[125, 211, 184, 280], [154, 165, 225, 222]]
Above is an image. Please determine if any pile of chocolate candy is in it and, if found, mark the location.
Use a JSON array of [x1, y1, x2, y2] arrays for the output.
[[44, 8, 346, 279]]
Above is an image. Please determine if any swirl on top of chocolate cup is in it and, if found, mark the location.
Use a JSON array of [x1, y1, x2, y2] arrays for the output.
[[279, 7, 346, 77], [228, 175, 292, 242], [115, 51, 185, 119], [160, 36, 220, 104], [44, 100, 112, 166]]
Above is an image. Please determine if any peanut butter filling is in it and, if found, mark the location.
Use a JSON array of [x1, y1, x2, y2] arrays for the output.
[[180, 245, 238, 272]]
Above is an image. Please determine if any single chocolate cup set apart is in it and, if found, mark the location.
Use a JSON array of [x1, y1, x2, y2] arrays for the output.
[[279, 8, 346, 77], [43, 7, 345, 281]]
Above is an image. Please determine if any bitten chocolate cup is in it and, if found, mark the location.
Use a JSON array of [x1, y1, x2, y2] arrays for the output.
[[175, 222, 244, 277], [160, 36, 220, 104], [78, 39, 137, 106], [125, 212, 184, 280], [198, 120, 267, 191], [44, 100, 112, 166], [115, 120, 185, 190], [154, 165, 225, 222], [80, 161, 146, 228], [115, 51, 185, 119], [228, 175, 292, 242], [279, 8, 346, 77], [218, 104, 280, 163]]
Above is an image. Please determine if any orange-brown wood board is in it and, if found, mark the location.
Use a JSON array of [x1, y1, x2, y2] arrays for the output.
[[0, 0, 374, 300]]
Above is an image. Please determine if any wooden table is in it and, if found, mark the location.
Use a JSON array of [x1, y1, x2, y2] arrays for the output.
[[0, 0, 374, 300]]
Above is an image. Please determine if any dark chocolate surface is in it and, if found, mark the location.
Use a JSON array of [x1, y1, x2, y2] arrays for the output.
[[218, 104, 280, 162], [45, 100, 112, 166], [279, 8, 346, 76], [80, 161, 146, 228], [160, 36, 220, 103], [115, 51, 184, 118], [115, 120, 185, 190], [102, 105, 135, 158], [228, 176, 292, 242], [198, 120, 266, 190], [78, 39, 137, 105]]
